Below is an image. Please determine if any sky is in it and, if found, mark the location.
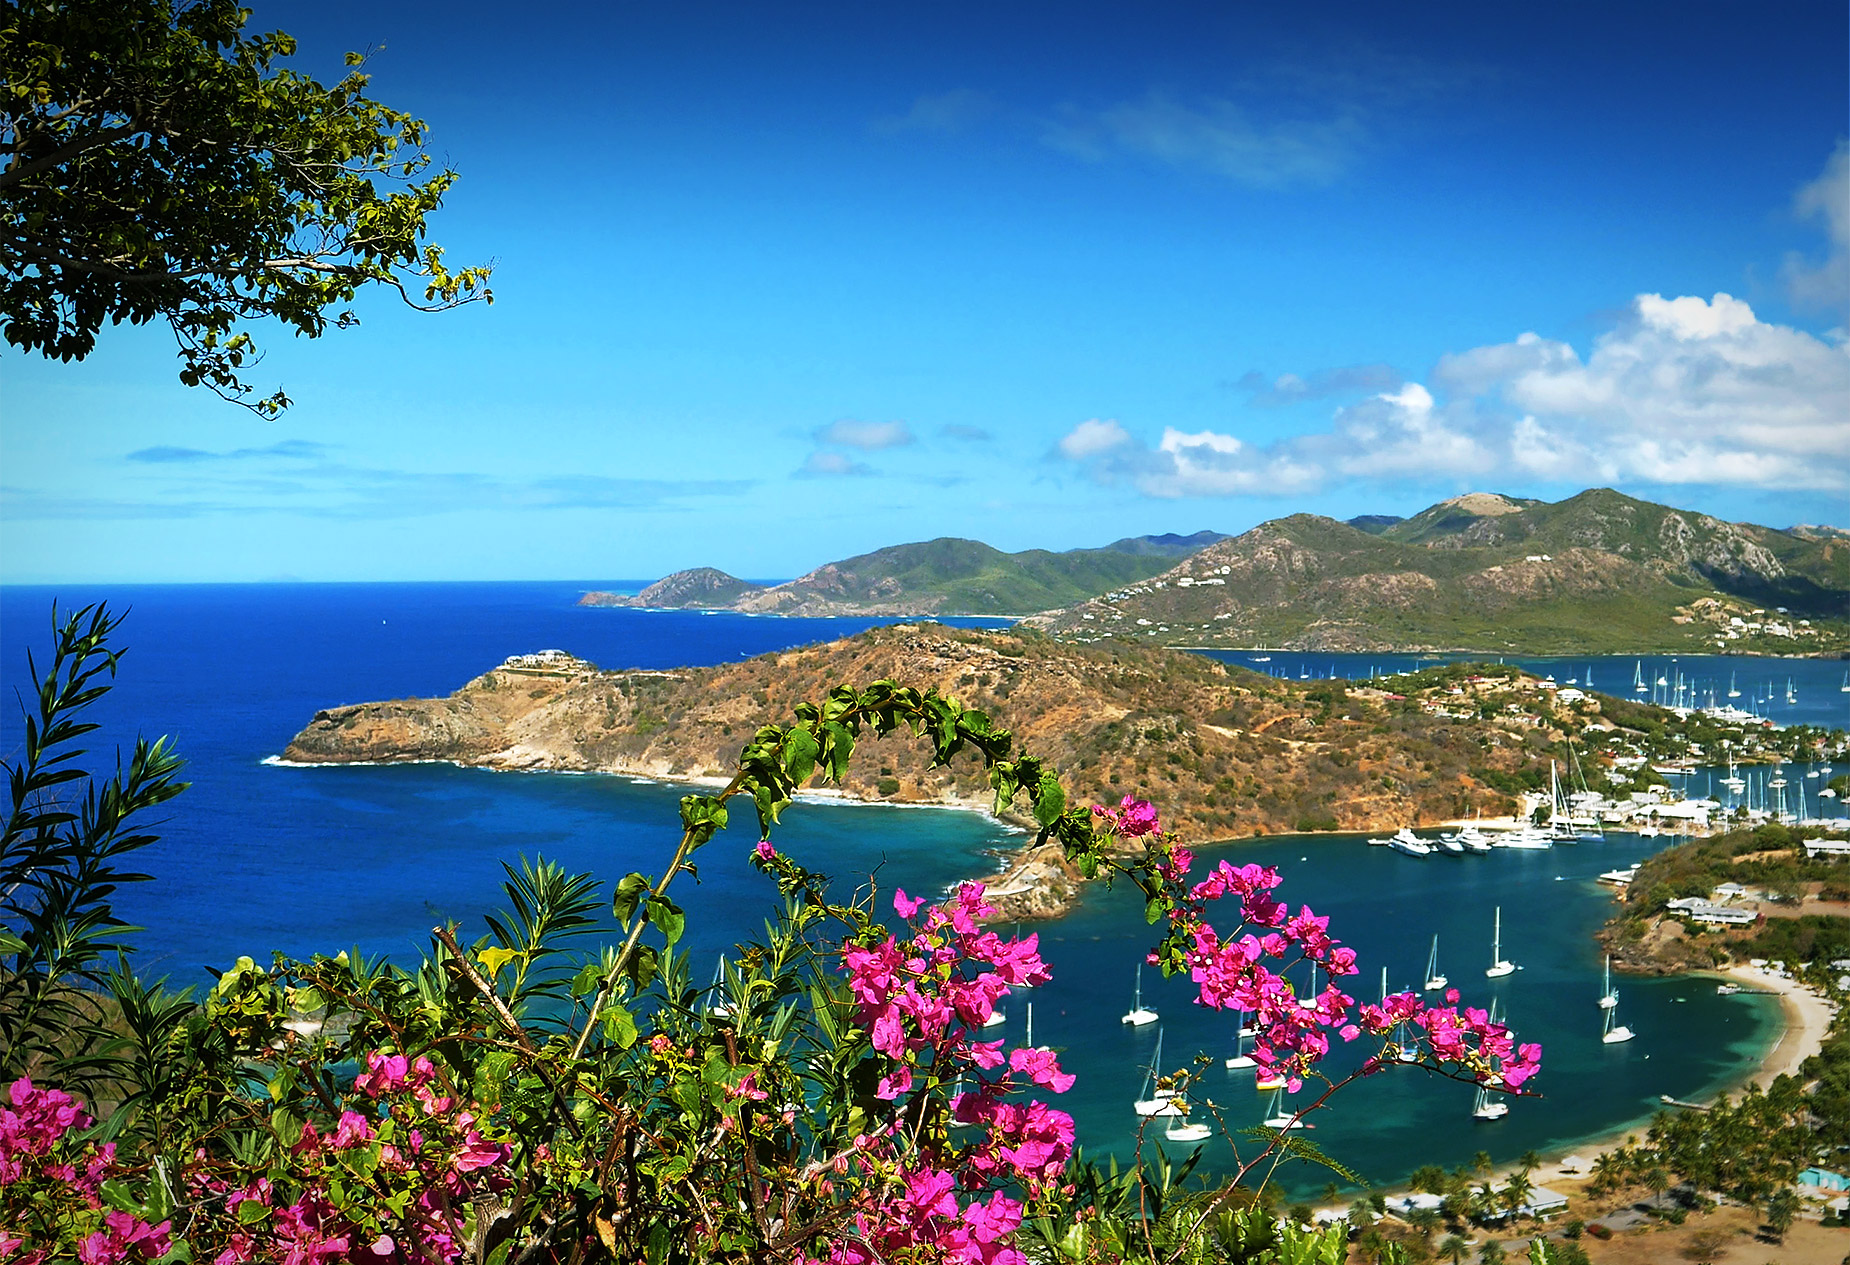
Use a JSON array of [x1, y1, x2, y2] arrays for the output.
[[4, 0, 1848, 583]]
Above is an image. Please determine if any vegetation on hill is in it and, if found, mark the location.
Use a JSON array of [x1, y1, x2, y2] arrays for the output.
[[1036, 489, 1850, 653], [1598, 824, 1850, 972], [580, 537, 1202, 614]]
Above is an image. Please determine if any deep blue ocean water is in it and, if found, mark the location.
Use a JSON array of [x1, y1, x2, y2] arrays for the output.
[[1, 583, 1826, 1195]]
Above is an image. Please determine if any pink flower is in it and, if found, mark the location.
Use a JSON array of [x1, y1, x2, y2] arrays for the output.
[[354, 1051, 408, 1097], [754, 839, 777, 862], [328, 1111, 374, 1150]]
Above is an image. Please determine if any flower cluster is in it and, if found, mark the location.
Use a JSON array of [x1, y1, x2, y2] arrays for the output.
[[188, 1049, 514, 1264], [819, 883, 1078, 1265], [0, 1078, 172, 1265], [1099, 806, 1543, 1101]]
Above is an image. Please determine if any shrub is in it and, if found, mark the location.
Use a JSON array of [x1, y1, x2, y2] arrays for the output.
[[1586, 1222, 1613, 1240]]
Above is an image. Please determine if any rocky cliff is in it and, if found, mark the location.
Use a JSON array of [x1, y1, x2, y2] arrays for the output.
[[284, 626, 1556, 917]]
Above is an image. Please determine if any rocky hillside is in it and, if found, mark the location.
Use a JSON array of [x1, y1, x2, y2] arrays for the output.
[[1032, 490, 1850, 654], [283, 626, 1565, 913], [582, 568, 766, 609]]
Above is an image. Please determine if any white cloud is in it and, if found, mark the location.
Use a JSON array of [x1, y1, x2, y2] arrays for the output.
[[875, 89, 994, 135], [1041, 93, 1363, 190], [1056, 292, 1850, 498], [796, 451, 872, 478], [1057, 418, 1132, 459], [814, 419, 914, 450], [1782, 140, 1848, 315]]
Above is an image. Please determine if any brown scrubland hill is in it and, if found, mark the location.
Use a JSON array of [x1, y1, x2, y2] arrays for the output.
[[285, 625, 1546, 842]]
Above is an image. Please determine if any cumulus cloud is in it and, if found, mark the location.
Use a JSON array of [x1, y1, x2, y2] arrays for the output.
[[795, 450, 873, 478], [1040, 93, 1362, 189], [1056, 418, 1131, 459], [814, 418, 914, 450], [1057, 292, 1850, 498], [1782, 140, 1848, 315]]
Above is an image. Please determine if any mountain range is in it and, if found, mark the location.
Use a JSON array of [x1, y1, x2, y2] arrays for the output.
[[582, 490, 1848, 654]]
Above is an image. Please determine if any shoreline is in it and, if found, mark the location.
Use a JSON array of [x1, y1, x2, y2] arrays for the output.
[[1435, 962, 1835, 1204]]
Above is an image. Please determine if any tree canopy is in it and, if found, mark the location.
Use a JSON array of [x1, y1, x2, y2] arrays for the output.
[[1, 0, 491, 414]]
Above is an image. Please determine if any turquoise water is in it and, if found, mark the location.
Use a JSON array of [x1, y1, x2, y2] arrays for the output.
[[0, 584, 1797, 1197]]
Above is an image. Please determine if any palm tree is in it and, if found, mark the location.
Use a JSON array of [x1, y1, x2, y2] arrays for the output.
[[1643, 1165, 1671, 1210], [1410, 1205, 1444, 1249], [1439, 1232, 1470, 1264], [1478, 1240, 1505, 1265], [1501, 1170, 1534, 1222], [1764, 1188, 1800, 1242], [1472, 1150, 1494, 1177]]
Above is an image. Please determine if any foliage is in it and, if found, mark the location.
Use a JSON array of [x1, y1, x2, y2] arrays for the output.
[[2, 617, 1549, 1264], [0, 603, 187, 1092], [0, 0, 491, 414]]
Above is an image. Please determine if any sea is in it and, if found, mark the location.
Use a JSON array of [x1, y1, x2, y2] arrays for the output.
[[2, 582, 1841, 1196]]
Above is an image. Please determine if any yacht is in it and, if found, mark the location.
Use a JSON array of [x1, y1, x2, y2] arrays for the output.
[[1485, 907, 1516, 979], [1388, 828, 1434, 858], [1601, 997, 1635, 1044], [1261, 1088, 1305, 1130], [1598, 955, 1618, 1010], [1472, 1082, 1510, 1121], [1164, 1116, 1213, 1143], [1492, 826, 1552, 851], [1133, 1031, 1185, 1117], [1423, 935, 1448, 991], [1121, 961, 1158, 1026]]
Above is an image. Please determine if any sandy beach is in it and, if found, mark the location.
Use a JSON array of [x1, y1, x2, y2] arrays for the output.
[[1515, 963, 1837, 1192]]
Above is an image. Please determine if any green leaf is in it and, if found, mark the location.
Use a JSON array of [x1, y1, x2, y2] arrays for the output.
[[612, 872, 651, 926], [644, 894, 685, 946], [602, 1004, 639, 1049], [1033, 770, 1066, 826], [783, 726, 820, 785]]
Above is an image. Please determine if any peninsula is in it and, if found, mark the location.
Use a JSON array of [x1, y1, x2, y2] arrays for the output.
[[280, 625, 1762, 918]]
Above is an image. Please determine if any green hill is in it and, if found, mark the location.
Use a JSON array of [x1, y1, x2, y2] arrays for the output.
[[1034, 490, 1850, 654]]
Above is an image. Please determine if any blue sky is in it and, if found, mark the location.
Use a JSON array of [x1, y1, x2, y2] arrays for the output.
[[4, 0, 1847, 583]]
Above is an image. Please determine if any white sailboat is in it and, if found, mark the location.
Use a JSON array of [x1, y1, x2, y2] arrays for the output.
[[1633, 660, 1647, 693], [1224, 1013, 1256, 1070], [1728, 671, 1740, 699], [1133, 1030, 1185, 1116], [1485, 907, 1516, 978], [1299, 960, 1320, 1010], [1164, 1115, 1212, 1143], [1424, 935, 1448, 991], [707, 955, 736, 1018], [1601, 996, 1634, 1044], [1121, 960, 1158, 1026], [1472, 999, 1511, 1120], [1598, 955, 1618, 1010], [1261, 1088, 1305, 1130]]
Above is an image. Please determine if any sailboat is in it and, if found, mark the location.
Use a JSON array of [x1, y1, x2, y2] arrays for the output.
[[1025, 1002, 1045, 1051], [1601, 995, 1634, 1044], [1485, 907, 1516, 978], [1472, 1081, 1510, 1121], [1424, 936, 1448, 991], [1728, 671, 1740, 699], [1121, 961, 1158, 1026], [1598, 955, 1618, 1010], [1840, 670, 1848, 694], [1224, 1014, 1256, 1070], [1261, 1088, 1305, 1130], [1632, 661, 1647, 693], [1164, 1115, 1213, 1143], [1133, 1030, 1184, 1116], [1472, 999, 1511, 1120], [1299, 960, 1320, 1010], [707, 955, 736, 1018]]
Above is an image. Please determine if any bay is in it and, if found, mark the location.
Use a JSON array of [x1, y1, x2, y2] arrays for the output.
[[0, 583, 1814, 1195]]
